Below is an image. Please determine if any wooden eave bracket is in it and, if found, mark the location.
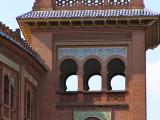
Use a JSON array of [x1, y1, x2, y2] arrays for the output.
[[17, 19, 32, 43], [145, 17, 160, 50]]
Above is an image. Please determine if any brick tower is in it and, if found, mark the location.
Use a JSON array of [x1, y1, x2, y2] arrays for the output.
[[17, 0, 160, 120]]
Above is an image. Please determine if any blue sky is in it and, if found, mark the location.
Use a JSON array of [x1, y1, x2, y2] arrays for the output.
[[0, 0, 160, 120]]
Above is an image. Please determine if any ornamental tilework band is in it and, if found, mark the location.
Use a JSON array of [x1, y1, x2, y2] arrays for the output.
[[58, 47, 127, 60], [74, 111, 111, 120]]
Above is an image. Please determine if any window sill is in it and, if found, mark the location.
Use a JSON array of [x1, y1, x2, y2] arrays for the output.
[[57, 90, 128, 94], [106, 90, 128, 93]]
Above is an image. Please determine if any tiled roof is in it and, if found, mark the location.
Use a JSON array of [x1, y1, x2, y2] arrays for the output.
[[17, 9, 159, 19], [0, 31, 48, 70]]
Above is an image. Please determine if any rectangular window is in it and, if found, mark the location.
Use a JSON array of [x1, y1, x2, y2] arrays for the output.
[[25, 80, 37, 120], [2, 68, 17, 120]]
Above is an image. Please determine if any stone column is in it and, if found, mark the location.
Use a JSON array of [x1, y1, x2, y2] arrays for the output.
[[78, 64, 84, 91], [101, 65, 107, 91]]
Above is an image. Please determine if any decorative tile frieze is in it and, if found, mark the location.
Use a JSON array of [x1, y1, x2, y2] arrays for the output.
[[0, 53, 20, 71], [74, 111, 111, 120], [58, 47, 127, 60]]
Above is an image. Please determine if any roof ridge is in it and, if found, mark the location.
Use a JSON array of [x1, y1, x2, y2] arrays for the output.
[[17, 9, 159, 19], [143, 8, 160, 15], [0, 22, 21, 42], [16, 11, 32, 19]]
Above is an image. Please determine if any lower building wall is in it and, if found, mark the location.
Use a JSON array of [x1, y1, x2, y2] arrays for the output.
[[114, 110, 129, 120], [56, 109, 73, 120], [55, 108, 129, 120]]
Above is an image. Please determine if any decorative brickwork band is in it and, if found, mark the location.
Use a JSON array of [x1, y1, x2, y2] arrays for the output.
[[56, 0, 132, 7], [32, 0, 144, 10]]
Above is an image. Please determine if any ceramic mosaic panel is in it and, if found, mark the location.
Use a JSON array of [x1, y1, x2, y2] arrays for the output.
[[74, 111, 111, 120], [58, 47, 127, 60]]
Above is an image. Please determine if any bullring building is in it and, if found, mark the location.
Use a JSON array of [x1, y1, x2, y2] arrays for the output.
[[0, 0, 160, 120]]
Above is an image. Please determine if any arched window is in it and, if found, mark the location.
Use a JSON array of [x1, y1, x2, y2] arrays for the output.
[[107, 58, 126, 91], [60, 59, 78, 92], [66, 75, 78, 91], [83, 59, 102, 91], [88, 75, 102, 91], [4, 75, 9, 105], [111, 75, 126, 90], [27, 91, 31, 119]]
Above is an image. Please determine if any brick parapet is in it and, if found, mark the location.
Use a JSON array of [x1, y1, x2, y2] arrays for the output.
[[0, 22, 47, 70], [0, 22, 21, 42]]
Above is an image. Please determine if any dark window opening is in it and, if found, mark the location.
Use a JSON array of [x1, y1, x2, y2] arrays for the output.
[[66, 75, 78, 91], [83, 59, 102, 91], [11, 77, 15, 108], [27, 91, 31, 119], [60, 59, 78, 92], [88, 75, 102, 91], [4, 75, 9, 105], [11, 85, 14, 108], [107, 58, 126, 91], [110, 75, 126, 90]]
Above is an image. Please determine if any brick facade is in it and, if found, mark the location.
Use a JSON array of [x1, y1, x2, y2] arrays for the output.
[[0, 23, 46, 120], [1, 0, 160, 119]]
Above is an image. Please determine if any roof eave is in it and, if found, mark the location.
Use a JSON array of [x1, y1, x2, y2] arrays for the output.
[[0, 31, 48, 71]]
